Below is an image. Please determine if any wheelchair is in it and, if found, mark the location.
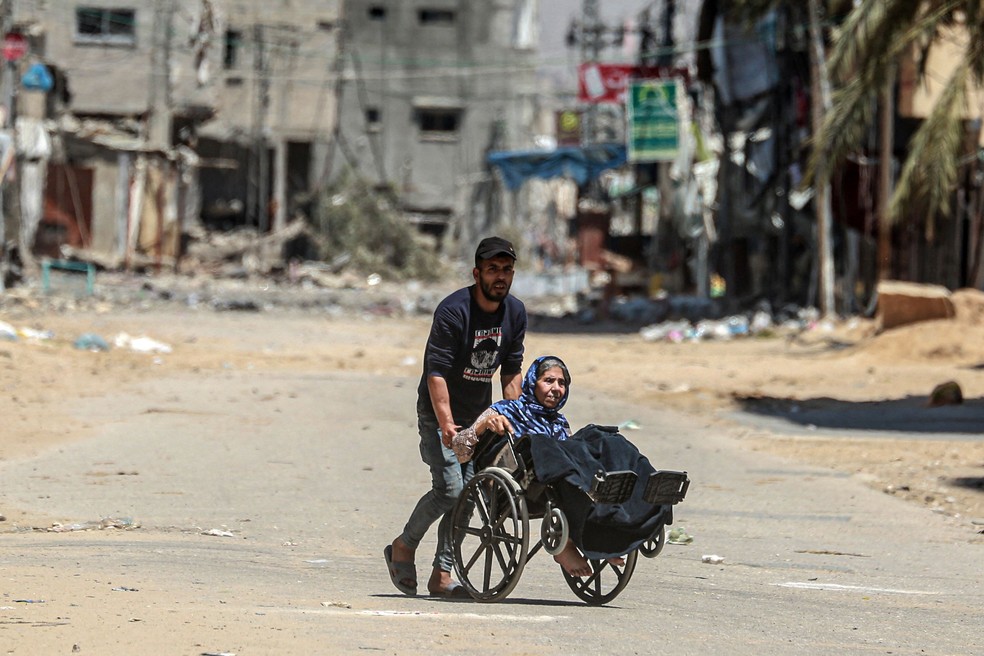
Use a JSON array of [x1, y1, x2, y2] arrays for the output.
[[450, 428, 689, 605]]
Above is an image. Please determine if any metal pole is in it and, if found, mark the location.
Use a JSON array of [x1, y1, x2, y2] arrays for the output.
[[0, 0, 11, 292], [0, 61, 10, 292], [581, 0, 599, 146], [807, 0, 836, 317]]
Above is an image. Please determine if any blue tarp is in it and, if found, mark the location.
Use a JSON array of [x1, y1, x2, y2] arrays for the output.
[[487, 143, 627, 191]]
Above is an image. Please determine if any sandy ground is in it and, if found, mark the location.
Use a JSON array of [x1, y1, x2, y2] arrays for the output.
[[2, 281, 983, 535]]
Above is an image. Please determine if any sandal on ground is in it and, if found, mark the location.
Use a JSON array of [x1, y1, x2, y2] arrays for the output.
[[428, 581, 471, 600], [383, 544, 417, 596]]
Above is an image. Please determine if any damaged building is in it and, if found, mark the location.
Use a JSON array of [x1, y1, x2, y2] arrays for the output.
[[0, 0, 540, 279], [5, 0, 343, 273], [328, 0, 539, 251]]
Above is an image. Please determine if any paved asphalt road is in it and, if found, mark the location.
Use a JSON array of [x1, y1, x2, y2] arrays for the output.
[[1, 367, 981, 655]]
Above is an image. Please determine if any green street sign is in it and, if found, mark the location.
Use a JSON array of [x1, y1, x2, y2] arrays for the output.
[[628, 79, 680, 162]]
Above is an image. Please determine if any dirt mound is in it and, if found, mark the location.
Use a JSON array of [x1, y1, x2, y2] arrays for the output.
[[857, 318, 984, 363], [952, 288, 984, 324]]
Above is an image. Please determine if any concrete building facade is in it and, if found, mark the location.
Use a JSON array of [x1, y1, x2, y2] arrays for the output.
[[8, 0, 342, 265], [332, 0, 539, 243]]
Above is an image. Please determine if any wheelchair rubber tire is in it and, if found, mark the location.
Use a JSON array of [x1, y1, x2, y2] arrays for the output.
[[451, 468, 529, 602], [540, 504, 569, 557], [640, 524, 666, 558], [562, 549, 638, 606]]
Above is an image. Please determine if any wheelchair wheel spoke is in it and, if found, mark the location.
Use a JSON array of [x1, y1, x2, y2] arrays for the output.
[[450, 470, 529, 602], [483, 542, 495, 590], [563, 551, 638, 606], [462, 540, 488, 575]]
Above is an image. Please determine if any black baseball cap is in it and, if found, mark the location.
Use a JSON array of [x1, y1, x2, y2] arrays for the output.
[[475, 236, 517, 264]]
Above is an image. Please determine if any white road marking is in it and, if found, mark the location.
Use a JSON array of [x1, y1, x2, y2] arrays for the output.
[[778, 582, 939, 595], [262, 607, 568, 621]]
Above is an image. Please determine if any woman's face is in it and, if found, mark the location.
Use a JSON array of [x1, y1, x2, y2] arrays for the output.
[[533, 366, 567, 409]]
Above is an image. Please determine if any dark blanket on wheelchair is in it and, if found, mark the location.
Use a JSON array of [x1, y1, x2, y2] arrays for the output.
[[529, 424, 669, 559]]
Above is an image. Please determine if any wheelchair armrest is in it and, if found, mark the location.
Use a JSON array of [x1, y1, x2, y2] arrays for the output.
[[587, 470, 638, 505], [643, 470, 690, 505]]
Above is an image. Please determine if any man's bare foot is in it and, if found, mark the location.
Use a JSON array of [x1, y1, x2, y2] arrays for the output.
[[554, 541, 591, 577], [391, 537, 415, 564], [607, 556, 625, 567], [427, 568, 469, 598]]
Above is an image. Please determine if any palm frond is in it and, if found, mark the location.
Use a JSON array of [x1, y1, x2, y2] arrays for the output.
[[889, 58, 970, 225], [959, 2, 984, 80], [827, 0, 886, 78], [838, 0, 937, 81], [806, 74, 876, 184]]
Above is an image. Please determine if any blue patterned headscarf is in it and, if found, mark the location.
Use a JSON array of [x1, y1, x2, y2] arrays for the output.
[[491, 355, 572, 440]]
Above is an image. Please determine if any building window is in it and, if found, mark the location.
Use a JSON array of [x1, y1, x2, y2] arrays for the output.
[[224, 29, 241, 69], [418, 9, 455, 25], [75, 7, 136, 45], [368, 6, 386, 20], [418, 108, 460, 138], [365, 107, 381, 131]]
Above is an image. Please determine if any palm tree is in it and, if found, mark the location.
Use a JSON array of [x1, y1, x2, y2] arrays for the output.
[[733, 0, 984, 280], [817, 0, 984, 280]]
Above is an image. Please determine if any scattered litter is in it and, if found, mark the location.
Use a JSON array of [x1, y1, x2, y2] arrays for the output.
[[0, 321, 17, 340], [282, 540, 297, 547], [321, 601, 351, 609], [201, 528, 236, 538], [112, 587, 139, 592], [74, 333, 110, 352], [201, 653, 236, 656], [618, 419, 640, 431], [46, 517, 138, 532], [114, 332, 173, 354], [701, 554, 725, 564], [400, 355, 417, 367], [306, 559, 329, 564], [14, 599, 45, 603], [666, 527, 693, 545], [17, 327, 54, 342], [366, 273, 382, 286]]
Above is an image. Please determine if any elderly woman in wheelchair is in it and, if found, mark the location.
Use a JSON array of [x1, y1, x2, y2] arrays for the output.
[[450, 355, 689, 604]]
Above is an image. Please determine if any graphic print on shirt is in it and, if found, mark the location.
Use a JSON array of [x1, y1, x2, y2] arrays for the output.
[[464, 327, 502, 382]]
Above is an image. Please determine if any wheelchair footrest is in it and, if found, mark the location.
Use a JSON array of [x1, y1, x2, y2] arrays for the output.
[[587, 470, 638, 505], [643, 470, 690, 505]]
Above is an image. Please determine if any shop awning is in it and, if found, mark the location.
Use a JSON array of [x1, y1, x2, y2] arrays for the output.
[[487, 143, 627, 191]]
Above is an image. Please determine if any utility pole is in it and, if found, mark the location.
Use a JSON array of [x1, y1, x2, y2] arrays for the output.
[[807, 0, 835, 317], [0, 0, 13, 291], [580, 0, 600, 146], [657, 0, 675, 67], [249, 24, 270, 231]]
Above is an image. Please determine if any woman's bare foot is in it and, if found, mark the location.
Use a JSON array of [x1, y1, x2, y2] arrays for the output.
[[607, 556, 625, 567], [554, 541, 592, 577]]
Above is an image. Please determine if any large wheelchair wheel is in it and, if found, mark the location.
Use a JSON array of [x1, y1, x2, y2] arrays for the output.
[[451, 468, 529, 602], [562, 549, 638, 605], [639, 524, 665, 558]]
